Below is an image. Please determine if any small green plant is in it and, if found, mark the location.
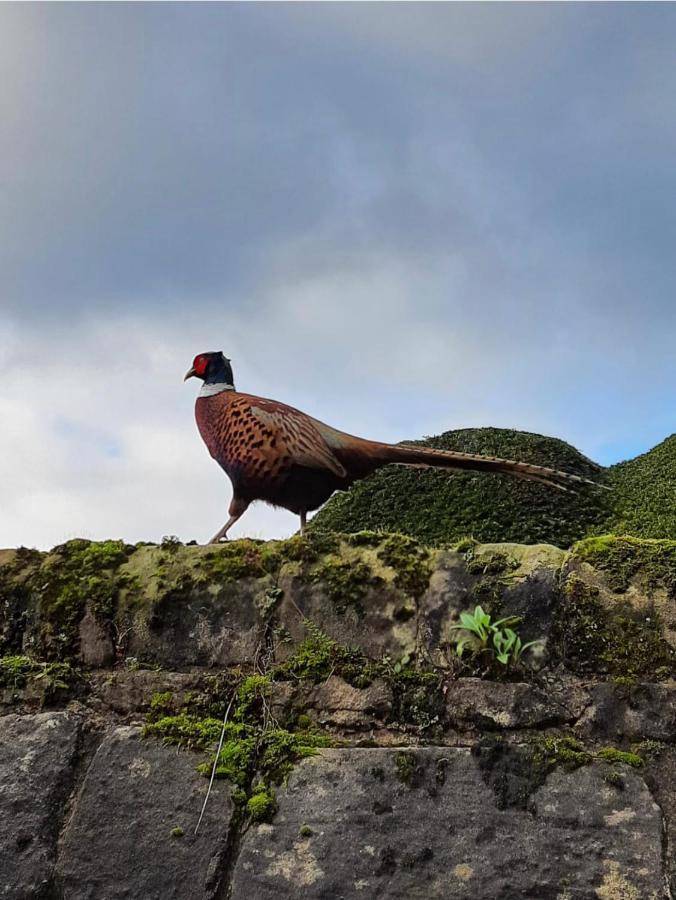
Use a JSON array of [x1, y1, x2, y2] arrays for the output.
[[449, 605, 542, 667]]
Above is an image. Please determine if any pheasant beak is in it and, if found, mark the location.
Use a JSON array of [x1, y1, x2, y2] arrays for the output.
[[183, 367, 196, 381]]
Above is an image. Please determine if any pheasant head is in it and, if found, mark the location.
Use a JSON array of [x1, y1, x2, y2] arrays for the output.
[[184, 351, 235, 388]]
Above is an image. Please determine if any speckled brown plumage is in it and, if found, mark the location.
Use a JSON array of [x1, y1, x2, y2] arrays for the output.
[[187, 352, 601, 543]]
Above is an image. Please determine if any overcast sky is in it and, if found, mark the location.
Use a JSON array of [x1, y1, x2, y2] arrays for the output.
[[1, 3, 675, 548]]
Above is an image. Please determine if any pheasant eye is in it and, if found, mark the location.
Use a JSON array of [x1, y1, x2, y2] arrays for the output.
[[193, 356, 208, 376]]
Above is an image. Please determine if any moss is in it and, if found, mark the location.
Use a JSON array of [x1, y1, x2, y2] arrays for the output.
[[279, 531, 339, 563], [310, 556, 383, 617], [142, 713, 225, 752], [169, 826, 184, 838], [573, 535, 676, 598], [387, 667, 443, 734], [256, 728, 330, 784], [465, 549, 519, 577], [199, 540, 282, 583], [554, 572, 675, 678], [273, 623, 374, 687], [233, 674, 272, 723], [345, 531, 386, 548], [0, 655, 35, 688], [247, 785, 278, 822], [25, 539, 135, 660], [144, 668, 331, 825], [597, 747, 643, 768], [531, 735, 592, 772], [631, 740, 665, 760], [147, 691, 175, 722], [299, 825, 313, 838], [603, 770, 624, 789], [377, 534, 432, 598], [395, 751, 417, 787], [454, 537, 478, 553], [0, 655, 78, 697], [474, 735, 642, 811]]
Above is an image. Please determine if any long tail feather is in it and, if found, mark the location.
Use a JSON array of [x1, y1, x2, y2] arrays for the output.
[[377, 443, 603, 492]]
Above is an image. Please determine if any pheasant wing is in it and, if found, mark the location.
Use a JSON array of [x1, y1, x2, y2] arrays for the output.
[[249, 403, 348, 478]]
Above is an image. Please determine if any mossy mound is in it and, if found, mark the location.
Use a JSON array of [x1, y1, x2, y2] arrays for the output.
[[310, 427, 610, 548], [607, 434, 676, 540]]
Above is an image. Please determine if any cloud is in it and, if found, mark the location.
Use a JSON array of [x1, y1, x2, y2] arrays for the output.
[[0, 4, 674, 548]]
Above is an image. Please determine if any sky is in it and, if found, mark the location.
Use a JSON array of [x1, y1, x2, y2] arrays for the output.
[[1, 3, 675, 549]]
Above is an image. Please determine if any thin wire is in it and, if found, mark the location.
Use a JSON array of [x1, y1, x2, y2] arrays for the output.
[[194, 693, 235, 835]]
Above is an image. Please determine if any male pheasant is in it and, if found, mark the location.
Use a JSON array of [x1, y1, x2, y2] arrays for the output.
[[185, 351, 599, 543]]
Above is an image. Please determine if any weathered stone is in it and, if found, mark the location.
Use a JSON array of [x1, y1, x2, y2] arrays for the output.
[[79, 607, 115, 667], [232, 748, 664, 899], [274, 572, 418, 663], [642, 746, 676, 897], [57, 726, 235, 900], [120, 577, 264, 669], [89, 670, 205, 718], [307, 676, 392, 729], [446, 677, 586, 730], [0, 712, 80, 899], [578, 682, 676, 742]]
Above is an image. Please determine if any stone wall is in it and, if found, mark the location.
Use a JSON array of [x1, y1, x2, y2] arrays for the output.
[[1, 533, 674, 898]]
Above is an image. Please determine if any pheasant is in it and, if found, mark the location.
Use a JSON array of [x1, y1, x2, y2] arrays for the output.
[[185, 351, 600, 543]]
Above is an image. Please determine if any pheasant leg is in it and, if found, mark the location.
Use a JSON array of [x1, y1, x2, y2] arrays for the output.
[[209, 496, 250, 544]]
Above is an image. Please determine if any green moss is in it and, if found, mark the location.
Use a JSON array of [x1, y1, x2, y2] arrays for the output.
[[597, 747, 643, 768], [169, 826, 184, 838], [0, 655, 35, 688], [532, 735, 592, 772], [573, 535, 676, 598], [377, 534, 432, 598], [465, 549, 519, 577], [144, 668, 331, 825], [554, 572, 675, 678], [274, 623, 374, 687], [257, 728, 330, 784], [387, 667, 443, 734], [142, 713, 225, 752], [200, 540, 282, 583], [345, 531, 386, 548], [310, 556, 382, 616], [234, 675, 271, 723], [247, 785, 278, 822], [603, 770, 624, 788], [299, 825, 313, 838], [0, 655, 78, 697], [20, 539, 135, 660], [279, 531, 339, 562], [631, 740, 665, 760], [395, 751, 417, 787]]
